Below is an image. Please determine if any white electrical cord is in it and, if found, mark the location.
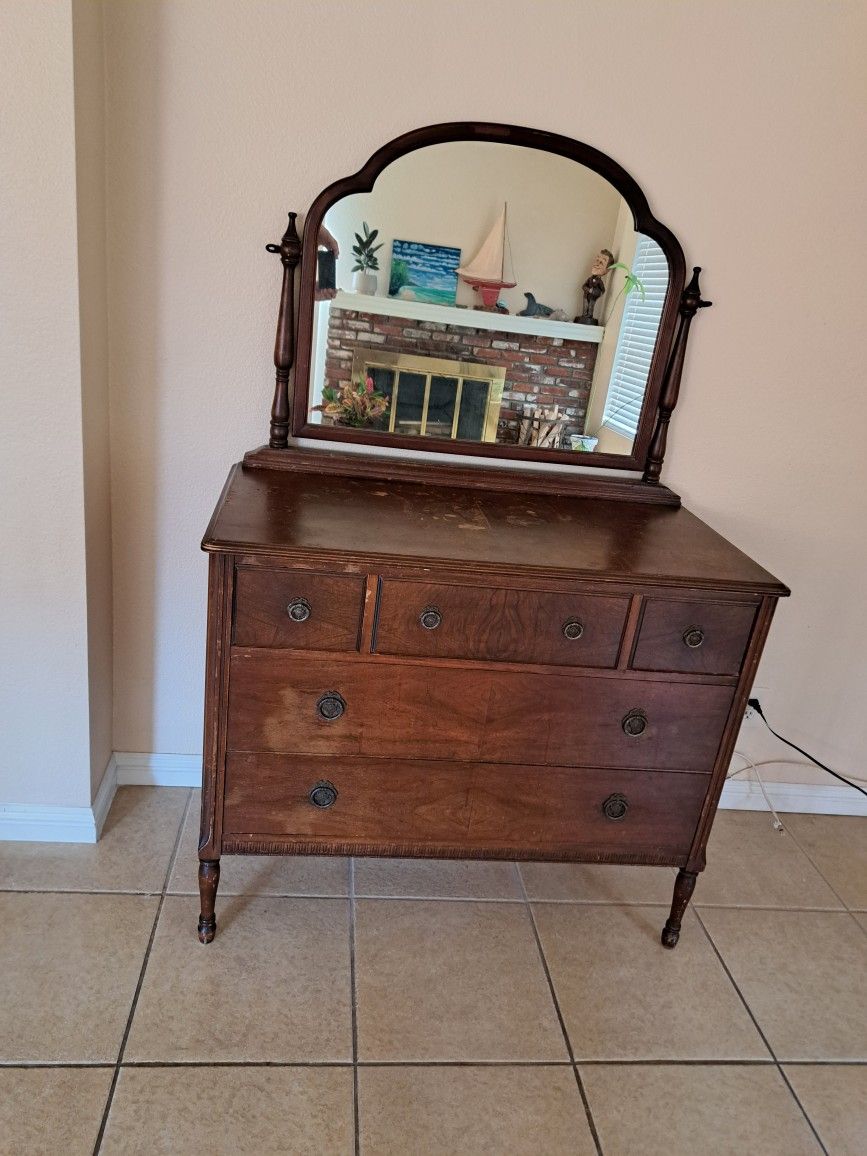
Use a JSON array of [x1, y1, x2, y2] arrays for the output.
[[728, 750, 786, 832], [731, 754, 867, 787]]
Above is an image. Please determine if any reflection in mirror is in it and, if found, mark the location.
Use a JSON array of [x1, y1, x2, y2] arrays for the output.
[[307, 141, 668, 455]]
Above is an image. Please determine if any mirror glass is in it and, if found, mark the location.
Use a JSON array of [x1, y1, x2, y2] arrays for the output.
[[306, 141, 669, 456]]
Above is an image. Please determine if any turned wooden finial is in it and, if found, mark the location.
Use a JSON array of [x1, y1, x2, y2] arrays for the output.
[[266, 212, 302, 449], [643, 267, 712, 484]]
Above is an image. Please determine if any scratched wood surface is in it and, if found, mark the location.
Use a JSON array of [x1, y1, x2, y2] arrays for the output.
[[204, 465, 789, 595]]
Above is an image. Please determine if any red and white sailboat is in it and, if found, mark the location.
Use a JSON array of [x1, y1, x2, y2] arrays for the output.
[[457, 204, 517, 310]]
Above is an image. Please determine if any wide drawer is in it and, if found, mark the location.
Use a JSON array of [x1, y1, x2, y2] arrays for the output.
[[223, 753, 708, 858], [374, 579, 629, 667], [226, 653, 734, 772], [632, 597, 758, 676], [233, 567, 365, 650]]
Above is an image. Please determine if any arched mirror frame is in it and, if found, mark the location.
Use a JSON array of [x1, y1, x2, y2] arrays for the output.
[[274, 122, 703, 481]]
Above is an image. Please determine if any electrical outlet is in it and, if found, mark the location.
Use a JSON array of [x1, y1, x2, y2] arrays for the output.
[[744, 705, 756, 721]]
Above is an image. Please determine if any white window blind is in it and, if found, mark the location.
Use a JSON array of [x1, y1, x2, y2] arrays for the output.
[[602, 234, 668, 440]]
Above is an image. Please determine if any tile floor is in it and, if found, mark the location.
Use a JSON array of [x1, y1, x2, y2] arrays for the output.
[[0, 787, 865, 1155]]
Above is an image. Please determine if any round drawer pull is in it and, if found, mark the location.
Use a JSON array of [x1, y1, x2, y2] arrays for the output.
[[683, 625, 705, 649], [308, 780, 338, 809], [622, 709, 648, 737], [602, 792, 629, 821], [562, 618, 585, 640], [316, 692, 346, 721], [419, 606, 443, 631], [286, 597, 311, 623]]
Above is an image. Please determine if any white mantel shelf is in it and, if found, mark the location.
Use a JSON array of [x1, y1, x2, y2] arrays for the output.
[[332, 291, 604, 344]]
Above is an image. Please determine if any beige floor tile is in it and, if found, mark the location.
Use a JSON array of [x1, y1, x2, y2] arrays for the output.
[[534, 904, 768, 1059], [581, 1063, 821, 1155], [0, 893, 156, 1061], [520, 861, 675, 904], [101, 1065, 353, 1155], [355, 899, 566, 1061], [785, 814, 867, 909], [696, 811, 843, 908], [700, 908, 867, 1060], [168, 792, 349, 895], [358, 1065, 595, 1155], [0, 787, 189, 892], [855, 912, 867, 933], [0, 1067, 113, 1155], [125, 895, 351, 1061], [784, 1064, 867, 1156], [354, 857, 522, 899]]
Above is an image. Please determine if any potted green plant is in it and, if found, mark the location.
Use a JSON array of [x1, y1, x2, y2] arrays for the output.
[[351, 222, 383, 295]]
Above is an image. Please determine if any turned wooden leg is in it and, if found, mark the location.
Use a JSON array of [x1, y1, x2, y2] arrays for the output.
[[197, 859, 220, 944], [661, 869, 697, 949]]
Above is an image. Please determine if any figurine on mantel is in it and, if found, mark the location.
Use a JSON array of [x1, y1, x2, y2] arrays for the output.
[[519, 293, 569, 321], [576, 248, 614, 324], [518, 292, 554, 317]]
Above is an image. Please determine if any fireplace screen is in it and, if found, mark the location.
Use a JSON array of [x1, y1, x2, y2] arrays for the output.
[[350, 348, 505, 442]]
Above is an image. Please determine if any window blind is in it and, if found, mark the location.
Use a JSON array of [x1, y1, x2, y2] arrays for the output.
[[602, 234, 668, 440]]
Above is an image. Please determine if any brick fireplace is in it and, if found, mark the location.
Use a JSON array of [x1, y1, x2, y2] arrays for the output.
[[324, 304, 599, 443]]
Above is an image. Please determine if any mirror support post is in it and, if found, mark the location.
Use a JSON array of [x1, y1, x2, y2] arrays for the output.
[[643, 267, 711, 484], [265, 212, 302, 449]]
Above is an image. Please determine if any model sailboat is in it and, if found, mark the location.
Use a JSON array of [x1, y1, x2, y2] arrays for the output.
[[457, 204, 517, 309]]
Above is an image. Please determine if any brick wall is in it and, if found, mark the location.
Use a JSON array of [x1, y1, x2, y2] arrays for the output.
[[324, 307, 597, 441]]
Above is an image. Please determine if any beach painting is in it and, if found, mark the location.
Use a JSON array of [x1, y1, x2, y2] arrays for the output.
[[388, 239, 461, 306]]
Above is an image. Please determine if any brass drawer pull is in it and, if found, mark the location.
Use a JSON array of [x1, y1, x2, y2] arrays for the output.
[[308, 780, 338, 809], [316, 692, 346, 721], [286, 596, 312, 623], [562, 618, 584, 640], [682, 625, 705, 649], [622, 709, 648, 737], [419, 606, 443, 630], [602, 792, 629, 821]]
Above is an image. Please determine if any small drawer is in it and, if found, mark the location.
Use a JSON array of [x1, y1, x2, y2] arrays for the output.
[[233, 567, 365, 650], [374, 579, 630, 667], [223, 754, 708, 859], [631, 598, 758, 676]]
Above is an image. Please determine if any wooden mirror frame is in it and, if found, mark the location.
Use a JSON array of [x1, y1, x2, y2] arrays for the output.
[[253, 122, 711, 490]]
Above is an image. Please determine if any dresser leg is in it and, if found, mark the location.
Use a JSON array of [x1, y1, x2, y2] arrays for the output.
[[661, 869, 697, 949], [197, 859, 220, 944]]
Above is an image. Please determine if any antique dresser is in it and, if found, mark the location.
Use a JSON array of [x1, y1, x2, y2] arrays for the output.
[[197, 122, 788, 948]]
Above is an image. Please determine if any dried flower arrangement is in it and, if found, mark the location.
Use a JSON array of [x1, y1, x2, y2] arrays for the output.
[[315, 375, 389, 428]]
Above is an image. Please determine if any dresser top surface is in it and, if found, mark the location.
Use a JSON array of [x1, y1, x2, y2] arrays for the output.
[[203, 465, 789, 595]]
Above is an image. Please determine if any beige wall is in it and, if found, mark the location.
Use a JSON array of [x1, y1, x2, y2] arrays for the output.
[[0, 1, 98, 807], [8, 1, 863, 797]]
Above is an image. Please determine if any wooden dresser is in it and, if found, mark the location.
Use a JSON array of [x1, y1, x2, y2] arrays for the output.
[[197, 121, 789, 949], [197, 465, 788, 947]]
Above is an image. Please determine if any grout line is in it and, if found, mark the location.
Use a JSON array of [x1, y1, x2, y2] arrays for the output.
[[516, 865, 604, 1156], [91, 790, 193, 1156], [0, 889, 165, 896], [349, 859, 360, 1156], [693, 909, 830, 1156], [5, 1058, 865, 1070], [780, 825, 857, 913]]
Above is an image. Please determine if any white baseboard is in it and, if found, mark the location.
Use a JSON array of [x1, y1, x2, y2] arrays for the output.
[[115, 751, 201, 787], [0, 754, 118, 844], [3, 755, 862, 844], [720, 778, 867, 816]]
